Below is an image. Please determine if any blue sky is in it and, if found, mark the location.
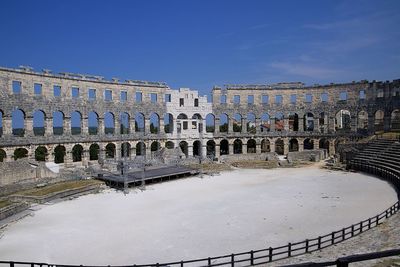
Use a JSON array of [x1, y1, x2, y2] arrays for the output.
[[1, 0, 400, 98]]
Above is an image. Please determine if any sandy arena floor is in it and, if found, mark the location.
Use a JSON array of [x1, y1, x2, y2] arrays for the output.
[[0, 165, 397, 265]]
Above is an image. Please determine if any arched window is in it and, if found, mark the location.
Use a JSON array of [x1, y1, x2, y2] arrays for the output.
[[88, 112, 99, 135], [53, 111, 64, 135], [71, 111, 82, 135], [206, 114, 215, 133], [12, 109, 25, 136], [33, 110, 46, 136], [104, 112, 115, 134]]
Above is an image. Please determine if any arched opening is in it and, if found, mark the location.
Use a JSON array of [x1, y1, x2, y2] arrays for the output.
[[33, 110, 46, 136], [247, 139, 256, 153], [54, 145, 66, 163], [0, 149, 6, 162], [261, 139, 271, 153], [150, 113, 160, 134], [304, 138, 314, 150], [374, 110, 384, 132], [121, 142, 131, 158], [335, 110, 351, 132], [289, 139, 299, 152], [219, 113, 228, 133], [206, 140, 216, 158], [233, 113, 242, 132], [260, 113, 271, 132], [179, 141, 188, 158], [135, 113, 145, 133], [14, 148, 28, 160], [88, 112, 99, 135], [136, 142, 146, 156], [105, 143, 116, 158], [151, 141, 161, 152], [71, 111, 82, 135], [275, 112, 284, 131], [220, 139, 229, 155], [53, 111, 64, 135], [89, 144, 99, 160], [319, 138, 330, 154], [304, 112, 314, 131], [247, 113, 256, 134], [275, 139, 284, 155], [165, 141, 175, 149], [288, 113, 299, 131], [164, 113, 174, 133], [104, 112, 115, 134], [192, 114, 203, 133], [120, 112, 130, 134], [35, 146, 47, 161], [233, 139, 242, 154], [72, 144, 83, 162], [12, 109, 25, 136], [391, 109, 400, 131], [193, 140, 201, 157], [206, 113, 215, 133], [357, 111, 369, 134]]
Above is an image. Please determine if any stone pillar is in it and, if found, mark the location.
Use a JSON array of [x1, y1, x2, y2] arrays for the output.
[[284, 118, 289, 132], [270, 118, 275, 132], [256, 143, 261, 154], [229, 143, 234, 155], [228, 118, 233, 133], [115, 143, 121, 160], [82, 150, 90, 165], [384, 113, 391, 132], [115, 118, 120, 135], [298, 117, 304, 132], [270, 141, 275, 153], [351, 116, 357, 132], [4, 117, 12, 135], [255, 118, 261, 134], [45, 117, 51, 136], [159, 119, 164, 134], [329, 117, 336, 133], [65, 151, 73, 163], [98, 118, 104, 135], [145, 142, 152, 159], [284, 139, 289, 155], [130, 117, 136, 135], [215, 144, 220, 158], [329, 141, 335, 156], [298, 139, 304, 152], [242, 143, 247, 154], [82, 116, 88, 135], [99, 148, 106, 161], [215, 118, 220, 134], [48, 150, 55, 162], [201, 145, 207, 159], [145, 118, 151, 134], [314, 117, 319, 132], [26, 116, 33, 136], [64, 117, 71, 135], [188, 145, 193, 157], [241, 118, 247, 134]]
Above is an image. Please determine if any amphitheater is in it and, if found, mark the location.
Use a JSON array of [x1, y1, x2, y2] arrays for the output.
[[0, 66, 400, 267]]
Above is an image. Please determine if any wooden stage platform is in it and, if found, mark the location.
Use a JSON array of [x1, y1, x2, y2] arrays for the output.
[[96, 165, 199, 187]]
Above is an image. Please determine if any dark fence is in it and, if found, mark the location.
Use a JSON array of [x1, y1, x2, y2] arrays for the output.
[[1, 162, 399, 267]]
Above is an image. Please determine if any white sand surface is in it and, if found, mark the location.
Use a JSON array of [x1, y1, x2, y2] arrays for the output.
[[0, 166, 397, 265]]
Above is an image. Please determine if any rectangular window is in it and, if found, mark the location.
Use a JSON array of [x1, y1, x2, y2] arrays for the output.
[[88, 88, 96, 100], [136, 92, 142, 103], [248, 95, 254, 105], [180, 98, 184, 107], [275, 95, 283, 105], [34, 83, 42, 95], [233, 95, 240, 104], [165, 94, 172, 102], [150, 93, 157, 103], [321, 93, 328, 102], [262, 95, 269, 104], [194, 98, 199, 107], [339, 91, 348, 101], [220, 95, 227, 104], [359, 90, 366, 99], [120, 91, 127, 102], [305, 93, 313, 103], [104, 89, 112, 101], [290, 94, 297, 104], [72, 87, 79, 98], [12, 81, 21, 94], [54, 85, 61, 97]]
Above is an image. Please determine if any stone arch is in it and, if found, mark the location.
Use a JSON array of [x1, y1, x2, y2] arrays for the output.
[[120, 112, 130, 134], [233, 113, 242, 132], [150, 113, 160, 134], [219, 113, 229, 133], [319, 138, 330, 154], [261, 139, 271, 152], [179, 141, 188, 158], [247, 139, 256, 153], [206, 140, 216, 158], [220, 139, 229, 155], [288, 113, 299, 131], [151, 141, 161, 152], [177, 113, 188, 119], [247, 113, 256, 134], [71, 111, 82, 135], [33, 110, 46, 136], [88, 111, 99, 135], [374, 110, 385, 132], [12, 109, 25, 136], [233, 139, 242, 154], [192, 114, 203, 133], [104, 112, 115, 134], [275, 138, 284, 155], [136, 142, 146, 156], [335, 110, 351, 131], [135, 113, 145, 132], [89, 143, 99, 160], [72, 144, 83, 162], [260, 113, 271, 132], [164, 113, 174, 133], [304, 138, 314, 150], [165, 141, 175, 149], [121, 142, 131, 158], [304, 112, 314, 131], [54, 145, 66, 163], [0, 149, 6, 162], [105, 143, 116, 158], [206, 113, 215, 133], [14, 147, 28, 160], [35, 146, 47, 161], [391, 109, 400, 130], [193, 140, 201, 157], [275, 112, 284, 131], [53, 111, 64, 135], [357, 110, 369, 134], [289, 138, 299, 152]]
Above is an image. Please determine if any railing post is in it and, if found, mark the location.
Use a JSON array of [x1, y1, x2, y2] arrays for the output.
[[288, 242, 292, 257], [207, 257, 211, 266], [231, 254, 234, 267], [368, 218, 371, 229], [10, 262, 14, 267], [269, 247, 273, 262], [336, 259, 349, 267], [342, 228, 345, 240], [351, 225, 354, 237], [250, 250, 254, 266], [376, 215, 380, 225], [305, 239, 309, 253], [360, 221, 363, 233], [318, 236, 321, 249], [181, 260, 184, 267], [332, 232, 335, 244]]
